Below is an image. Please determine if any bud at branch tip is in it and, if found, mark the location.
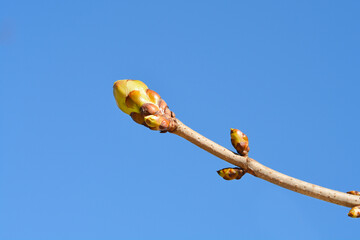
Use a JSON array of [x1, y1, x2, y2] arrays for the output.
[[113, 79, 177, 132]]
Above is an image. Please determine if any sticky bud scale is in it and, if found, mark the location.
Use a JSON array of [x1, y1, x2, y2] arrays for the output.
[[217, 167, 245, 180], [113, 79, 177, 132], [347, 191, 360, 196], [230, 128, 250, 156], [348, 206, 360, 218]]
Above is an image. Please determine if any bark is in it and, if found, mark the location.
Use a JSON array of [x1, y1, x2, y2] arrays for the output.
[[172, 119, 360, 208]]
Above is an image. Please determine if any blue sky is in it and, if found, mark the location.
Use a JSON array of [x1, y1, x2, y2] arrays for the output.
[[1, 1, 360, 239]]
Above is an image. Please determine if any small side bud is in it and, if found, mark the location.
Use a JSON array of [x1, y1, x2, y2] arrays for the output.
[[230, 128, 250, 156], [217, 167, 245, 180], [348, 206, 360, 218], [144, 115, 163, 130], [144, 115, 171, 131], [347, 191, 360, 196], [141, 103, 160, 116]]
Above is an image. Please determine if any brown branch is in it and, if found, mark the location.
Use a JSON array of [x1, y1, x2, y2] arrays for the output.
[[172, 119, 360, 208], [112, 79, 359, 212]]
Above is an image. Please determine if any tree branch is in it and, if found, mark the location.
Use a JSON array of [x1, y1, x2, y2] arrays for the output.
[[172, 119, 360, 208], [113, 79, 360, 215]]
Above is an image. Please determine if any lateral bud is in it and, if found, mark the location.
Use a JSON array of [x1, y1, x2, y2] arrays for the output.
[[144, 115, 167, 130], [348, 206, 360, 218], [347, 191, 360, 196], [217, 167, 246, 180], [230, 128, 250, 156]]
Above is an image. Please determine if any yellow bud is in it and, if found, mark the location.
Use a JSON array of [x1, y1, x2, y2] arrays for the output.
[[230, 128, 250, 156], [144, 115, 171, 131], [347, 191, 360, 196], [348, 206, 360, 218], [113, 79, 150, 115], [113, 79, 177, 132], [144, 115, 162, 130], [146, 89, 161, 105], [217, 167, 245, 180]]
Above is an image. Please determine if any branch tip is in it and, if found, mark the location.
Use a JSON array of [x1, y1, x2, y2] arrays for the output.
[[113, 79, 177, 132], [114, 80, 360, 212]]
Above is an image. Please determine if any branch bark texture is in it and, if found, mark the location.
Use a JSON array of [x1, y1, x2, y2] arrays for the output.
[[172, 119, 360, 208]]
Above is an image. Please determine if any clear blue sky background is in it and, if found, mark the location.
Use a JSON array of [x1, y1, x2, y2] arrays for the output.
[[1, 1, 360, 239]]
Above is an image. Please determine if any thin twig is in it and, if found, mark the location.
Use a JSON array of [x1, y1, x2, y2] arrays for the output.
[[172, 119, 360, 208]]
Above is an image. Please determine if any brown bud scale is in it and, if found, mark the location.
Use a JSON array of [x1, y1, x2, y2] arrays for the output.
[[217, 167, 246, 180], [125, 96, 136, 109], [146, 89, 161, 104], [130, 112, 145, 125], [347, 191, 360, 196], [164, 107, 171, 117], [158, 99, 168, 112], [141, 103, 160, 116], [230, 128, 250, 156], [159, 118, 170, 131], [348, 206, 360, 218]]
